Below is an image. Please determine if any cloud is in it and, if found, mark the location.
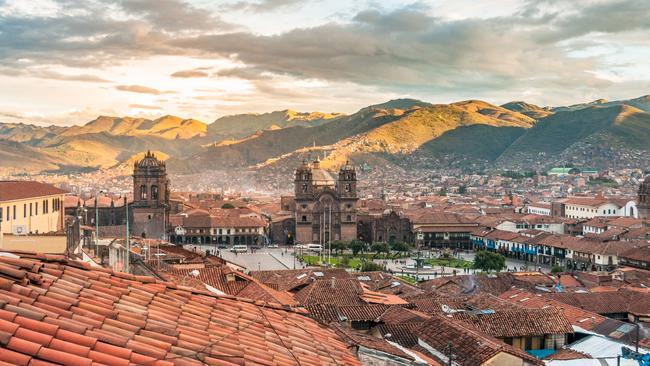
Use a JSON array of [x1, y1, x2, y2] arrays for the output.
[[116, 84, 164, 94], [129, 104, 162, 110], [170, 1, 650, 104], [171, 69, 209, 78], [223, 0, 305, 13]]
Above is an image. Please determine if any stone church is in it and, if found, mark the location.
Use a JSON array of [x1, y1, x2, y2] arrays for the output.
[[131, 151, 170, 239], [294, 158, 358, 244], [640, 174, 650, 220]]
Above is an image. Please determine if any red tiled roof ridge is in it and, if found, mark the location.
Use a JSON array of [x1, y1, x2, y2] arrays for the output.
[[0, 251, 362, 366], [0, 250, 307, 314]]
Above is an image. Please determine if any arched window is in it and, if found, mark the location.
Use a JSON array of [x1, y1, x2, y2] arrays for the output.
[[140, 185, 147, 200], [151, 185, 159, 200], [302, 184, 308, 193], [346, 215, 352, 222]]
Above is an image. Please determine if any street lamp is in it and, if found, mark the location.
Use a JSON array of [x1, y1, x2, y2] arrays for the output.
[[94, 190, 105, 254], [416, 229, 424, 280]]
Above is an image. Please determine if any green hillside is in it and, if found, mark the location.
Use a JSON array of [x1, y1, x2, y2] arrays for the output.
[[501, 104, 650, 157]]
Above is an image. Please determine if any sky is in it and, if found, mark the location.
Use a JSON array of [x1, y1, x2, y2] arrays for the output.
[[1, 0, 649, 125]]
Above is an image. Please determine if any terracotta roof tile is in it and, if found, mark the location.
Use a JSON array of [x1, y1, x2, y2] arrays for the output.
[[0, 250, 362, 366]]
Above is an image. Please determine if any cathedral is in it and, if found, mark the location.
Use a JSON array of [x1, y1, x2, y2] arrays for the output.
[[294, 158, 358, 244], [131, 151, 170, 238], [639, 174, 650, 220]]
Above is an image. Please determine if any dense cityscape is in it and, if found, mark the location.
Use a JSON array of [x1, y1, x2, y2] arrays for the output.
[[2, 0, 650, 365]]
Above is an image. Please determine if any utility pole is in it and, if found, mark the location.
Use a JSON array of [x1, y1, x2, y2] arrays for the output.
[[125, 196, 130, 273], [95, 195, 99, 253], [446, 342, 454, 366]]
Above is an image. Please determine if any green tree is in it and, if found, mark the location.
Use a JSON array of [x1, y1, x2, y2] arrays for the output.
[[349, 240, 368, 256], [458, 185, 467, 194], [361, 261, 383, 272], [551, 265, 563, 274], [390, 242, 411, 257], [437, 188, 447, 196], [370, 242, 390, 258], [330, 241, 347, 256], [221, 203, 235, 209], [473, 251, 505, 272]]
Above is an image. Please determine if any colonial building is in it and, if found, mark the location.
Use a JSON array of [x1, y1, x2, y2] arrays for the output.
[[357, 209, 412, 244], [639, 174, 650, 219], [0, 181, 66, 235], [294, 159, 358, 244], [131, 151, 170, 239], [169, 208, 267, 246]]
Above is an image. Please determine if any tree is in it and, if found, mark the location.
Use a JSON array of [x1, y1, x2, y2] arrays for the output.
[[370, 242, 390, 258], [473, 251, 505, 272], [349, 240, 368, 256], [361, 261, 383, 272], [551, 265, 563, 274], [437, 188, 447, 196], [330, 241, 347, 256], [458, 185, 467, 195], [221, 203, 235, 209], [390, 242, 411, 257]]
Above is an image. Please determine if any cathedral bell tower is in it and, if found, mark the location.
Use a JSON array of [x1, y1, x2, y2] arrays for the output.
[[131, 151, 170, 239], [639, 174, 650, 220]]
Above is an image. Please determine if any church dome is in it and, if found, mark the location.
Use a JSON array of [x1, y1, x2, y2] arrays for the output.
[[137, 151, 163, 168]]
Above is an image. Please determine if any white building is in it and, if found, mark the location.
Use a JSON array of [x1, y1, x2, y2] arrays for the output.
[[563, 197, 636, 219], [0, 181, 67, 235], [527, 202, 551, 216]]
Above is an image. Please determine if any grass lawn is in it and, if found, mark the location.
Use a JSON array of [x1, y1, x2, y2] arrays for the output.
[[396, 275, 418, 285], [297, 255, 362, 269], [426, 257, 473, 269]]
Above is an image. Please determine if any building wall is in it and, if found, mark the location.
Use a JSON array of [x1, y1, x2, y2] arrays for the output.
[[565, 203, 622, 219], [0, 233, 67, 253], [485, 352, 536, 366], [0, 194, 65, 235]]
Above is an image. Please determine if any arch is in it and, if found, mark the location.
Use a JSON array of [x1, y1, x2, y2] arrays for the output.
[[140, 184, 147, 200], [151, 185, 159, 200]]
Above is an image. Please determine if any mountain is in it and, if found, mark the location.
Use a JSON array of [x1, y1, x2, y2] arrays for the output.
[[501, 101, 553, 119], [551, 95, 650, 114], [169, 99, 535, 173], [61, 115, 207, 140], [2, 94, 650, 175], [497, 103, 650, 166], [0, 140, 71, 173], [207, 110, 343, 139]]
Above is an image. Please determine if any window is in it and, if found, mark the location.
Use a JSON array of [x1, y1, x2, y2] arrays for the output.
[[140, 185, 148, 200], [302, 184, 307, 193], [301, 215, 307, 222], [35, 202, 38, 215], [345, 183, 351, 192], [23, 204, 26, 218], [346, 215, 352, 222], [151, 185, 159, 200], [0, 208, 2, 222], [13, 205, 16, 220]]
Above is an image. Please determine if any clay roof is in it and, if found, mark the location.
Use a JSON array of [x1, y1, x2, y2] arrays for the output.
[[331, 325, 415, 361], [415, 316, 543, 366], [0, 251, 361, 366], [294, 279, 367, 306], [450, 307, 573, 338], [498, 289, 643, 344], [548, 289, 650, 316], [251, 268, 351, 292], [374, 323, 421, 347], [0, 181, 66, 202]]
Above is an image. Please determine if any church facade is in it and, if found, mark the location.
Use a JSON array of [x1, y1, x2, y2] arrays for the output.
[[131, 151, 170, 239], [294, 159, 358, 244]]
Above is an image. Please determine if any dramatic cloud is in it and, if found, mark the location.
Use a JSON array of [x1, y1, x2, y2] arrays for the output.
[[1, 0, 649, 123], [171, 69, 209, 78], [116, 85, 165, 94]]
